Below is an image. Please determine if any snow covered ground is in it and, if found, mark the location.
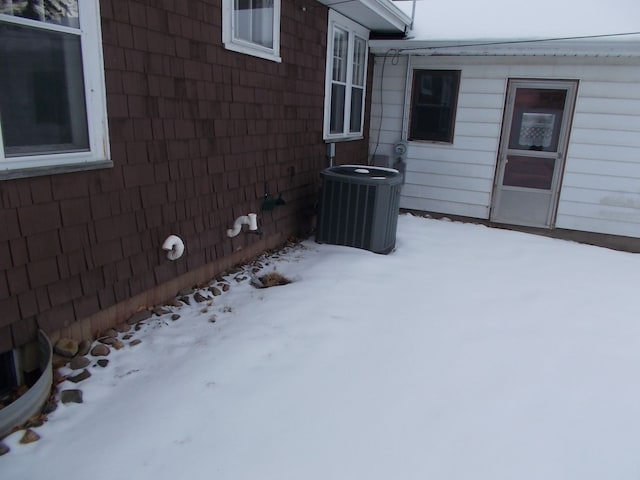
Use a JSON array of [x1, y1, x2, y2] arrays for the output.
[[3, 214, 640, 480]]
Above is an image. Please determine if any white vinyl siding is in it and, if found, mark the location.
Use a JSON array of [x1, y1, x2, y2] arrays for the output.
[[370, 54, 640, 237]]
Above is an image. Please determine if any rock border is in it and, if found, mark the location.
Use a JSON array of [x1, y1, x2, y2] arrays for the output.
[[0, 238, 304, 455]]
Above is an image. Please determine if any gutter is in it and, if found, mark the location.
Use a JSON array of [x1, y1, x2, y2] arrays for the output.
[[369, 38, 640, 57]]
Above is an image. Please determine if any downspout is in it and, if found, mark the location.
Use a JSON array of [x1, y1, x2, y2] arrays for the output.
[[401, 54, 412, 141], [410, 0, 417, 31]]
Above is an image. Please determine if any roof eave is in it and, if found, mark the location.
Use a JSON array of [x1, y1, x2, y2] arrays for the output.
[[316, 0, 412, 33]]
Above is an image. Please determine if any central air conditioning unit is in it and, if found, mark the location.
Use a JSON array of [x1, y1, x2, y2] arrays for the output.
[[316, 165, 402, 254]]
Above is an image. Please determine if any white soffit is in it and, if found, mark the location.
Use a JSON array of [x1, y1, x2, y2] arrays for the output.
[[317, 0, 411, 33]]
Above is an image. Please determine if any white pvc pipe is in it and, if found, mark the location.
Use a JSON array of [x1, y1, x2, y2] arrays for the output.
[[162, 235, 185, 260], [227, 213, 258, 238]]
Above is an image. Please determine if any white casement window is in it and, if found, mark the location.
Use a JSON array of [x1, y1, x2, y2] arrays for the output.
[[222, 0, 281, 63], [323, 10, 369, 141], [0, 0, 110, 178]]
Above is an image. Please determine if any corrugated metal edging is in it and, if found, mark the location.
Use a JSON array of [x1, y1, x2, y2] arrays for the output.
[[0, 331, 52, 438]]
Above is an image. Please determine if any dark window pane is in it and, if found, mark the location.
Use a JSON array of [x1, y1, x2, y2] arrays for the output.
[[409, 70, 460, 143], [330, 83, 345, 134], [349, 87, 363, 133], [0, 22, 89, 157], [332, 28, 348, 82], [503, 155, 555, 190], [234, 0, 274, 48], [0, 0, 80, 28]]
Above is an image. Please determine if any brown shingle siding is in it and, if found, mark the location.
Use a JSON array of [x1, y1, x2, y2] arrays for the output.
[[80, 269, 104, 297], [91, 239, 124, 268], [59, 225, 91, 254], [51, 173, 91, 201], [0, 242, 11, 271], [26, 231, 61, 262], [0, 209, 20, 242], [11, 316, 37, 346], [1, 294, 20, 327], [47, 276, 82, 308], [2, 0, 366, 352], [27, 258, 59, 289], [60, 198, 92, 227], [29, 177, 54, 205], [0, 268, 8, 298], [73, 294, 100, 321], [9, 238, 29, 268], [38, 304, 73, 332], [18, 203, 61, 237]]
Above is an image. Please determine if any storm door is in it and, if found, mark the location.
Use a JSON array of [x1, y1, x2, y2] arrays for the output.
[[490, 80, 577, 228]]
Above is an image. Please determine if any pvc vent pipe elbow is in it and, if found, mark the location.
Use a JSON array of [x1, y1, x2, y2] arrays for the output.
[[227, 213, 258, 237], [162, 235, 185, 260]]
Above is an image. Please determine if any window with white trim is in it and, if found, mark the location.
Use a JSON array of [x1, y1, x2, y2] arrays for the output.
[[0, 0, 110, 176], [323, 10, 369, 140], [222, 0, 281, 63]]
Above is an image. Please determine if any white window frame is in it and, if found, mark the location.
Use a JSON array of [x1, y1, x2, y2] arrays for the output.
[[222, 0, 281, 63], [0, 0, 110, 179], [323, 10, 369, 141]]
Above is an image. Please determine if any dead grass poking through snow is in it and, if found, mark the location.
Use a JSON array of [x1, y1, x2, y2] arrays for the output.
[[253, 272, 291, 288]]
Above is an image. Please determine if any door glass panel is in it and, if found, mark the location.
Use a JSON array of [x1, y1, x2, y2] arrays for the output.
[[503, 155, 555, 190], [508, 89, 566, 152]]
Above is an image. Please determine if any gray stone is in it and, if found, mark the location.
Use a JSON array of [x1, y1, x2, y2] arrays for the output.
[[111, 340, 124, 350], [103, 328, 118, 338], [61, 390, 83, 404], [209, 286, 222, 296], [129, 339, 142, 347], [179, 296, 191, 305], [127, 310, 153, 325], [221, 283, 230, 292], [41, 401, 57, 415], [19, 429, 40, 444], [0, 442, 9, 456], [96, 359, 109, 368], [178, 288, 194, 296], [25, 415, 45, 428], [77, 339, 91, 356], [115, 323, 131, 333], [52, 354, 69, 369], [154, 306, 171, 316], [91, 344, 110, 357], [99, 336, 117, 345], [68, 369, 91, 383], [194, 292, 209, 303], [69, 356, 91, 370], [171, 314, 180, 321], [54, 338, 79, 358]]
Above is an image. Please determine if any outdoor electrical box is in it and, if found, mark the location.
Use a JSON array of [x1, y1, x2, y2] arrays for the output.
[[316, 165, 402, 254]]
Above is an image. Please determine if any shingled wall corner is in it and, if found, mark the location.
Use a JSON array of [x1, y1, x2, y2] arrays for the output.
[[0, 0, 373, 353]]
